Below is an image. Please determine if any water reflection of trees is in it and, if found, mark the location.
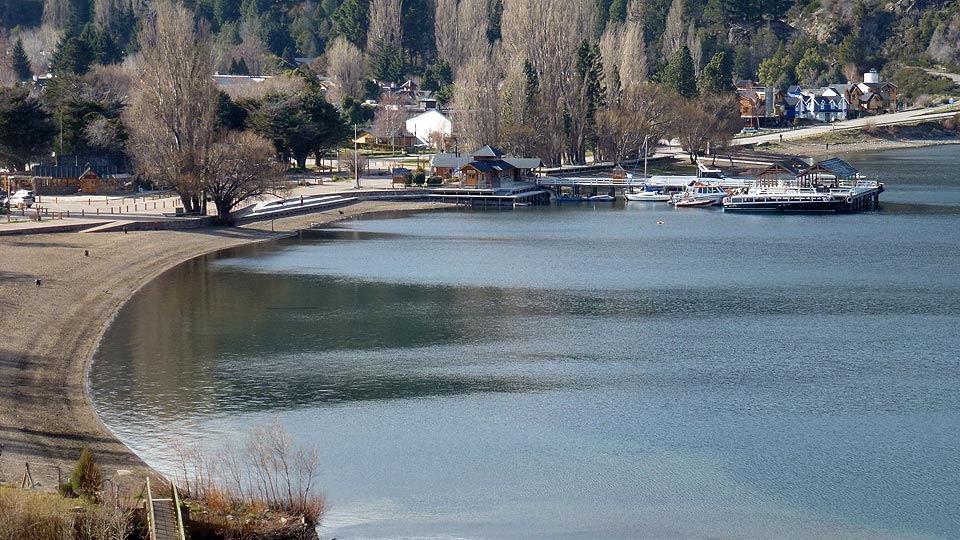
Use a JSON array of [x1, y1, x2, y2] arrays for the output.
[[95, 254, 559, 420]]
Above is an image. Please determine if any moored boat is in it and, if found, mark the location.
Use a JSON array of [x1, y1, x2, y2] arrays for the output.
[[556, 193, 616, 202], [722, 186, 844, 212], [624, 186, 671, 202], [669, 182, 731, 207]]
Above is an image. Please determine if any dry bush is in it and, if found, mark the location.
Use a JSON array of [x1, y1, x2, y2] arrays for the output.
[[863, 117, 879, 135], [172, 422, 326, 527], [0, 487, 76, 540]]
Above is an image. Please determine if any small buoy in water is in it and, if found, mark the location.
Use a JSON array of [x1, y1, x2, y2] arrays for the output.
[[656, 221, 664, 225]]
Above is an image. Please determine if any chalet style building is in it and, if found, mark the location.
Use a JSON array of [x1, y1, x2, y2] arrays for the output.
[[738, 70, 898, 125], [353, 127, 417, 149], [736, 83, 788, 127], [30, 156, 130, 195], [431, 145, 542, 188]]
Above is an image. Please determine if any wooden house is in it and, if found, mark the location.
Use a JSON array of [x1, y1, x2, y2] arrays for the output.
[[433, 145, 542, 188], [353, 128, 417, 149], [31, 159, 126, 195], [852, 69, 898, 115], [736, 83, 787, 127]]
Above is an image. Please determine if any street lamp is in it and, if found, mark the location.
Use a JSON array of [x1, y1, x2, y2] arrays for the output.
[[354, 123, 360, 189]]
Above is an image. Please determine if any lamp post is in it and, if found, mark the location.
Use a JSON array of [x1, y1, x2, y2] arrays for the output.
[[354, 124, 360, 189]]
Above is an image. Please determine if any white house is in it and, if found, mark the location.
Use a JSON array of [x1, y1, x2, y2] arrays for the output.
[[405, 110, 452, 148]]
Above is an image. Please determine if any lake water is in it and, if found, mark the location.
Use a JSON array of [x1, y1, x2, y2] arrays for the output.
[[91, 145, 960, 540]]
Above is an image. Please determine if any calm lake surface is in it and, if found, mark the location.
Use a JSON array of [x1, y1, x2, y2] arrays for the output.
[[92, 145, 960, 540]]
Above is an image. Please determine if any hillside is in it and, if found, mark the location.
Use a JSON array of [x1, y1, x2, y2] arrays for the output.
[[1, 0, 958, 87]]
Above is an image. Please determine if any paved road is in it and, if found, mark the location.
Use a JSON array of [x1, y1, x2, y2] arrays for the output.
[[733, 102, 960, 147]]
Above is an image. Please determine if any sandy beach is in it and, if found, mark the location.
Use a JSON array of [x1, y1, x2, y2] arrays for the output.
[[0, 200, 443, 490]]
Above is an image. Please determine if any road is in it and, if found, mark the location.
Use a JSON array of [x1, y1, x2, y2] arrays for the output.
[[732, 102, 960, 147]]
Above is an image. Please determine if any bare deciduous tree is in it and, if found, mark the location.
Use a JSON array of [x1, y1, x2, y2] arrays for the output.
[[325, 37, 367, 102], [596, 83, 671, 165], [42, 0, 71, 29], [339, 149, 368, 179], [126, 0, 219, 214], [367, 0, 404, 52], [202, 131, 286, 225], [599, 21, 648, 104], [671, 94, 740, 164], [435, 0, 489, 66], [451, 52, 501, 152], [660, 0, 685, 62], [19, 24, 63, 75], [373, 93, 407, 155], [500, 0, 597, 164]]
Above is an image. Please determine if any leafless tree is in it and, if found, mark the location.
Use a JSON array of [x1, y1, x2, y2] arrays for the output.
[[202, 131, 286, 224], [704, 93, 742, 164], [600, 20, 648, 104], [686, 22, 703, 77], [596, 83, 671, 165], [498, 61, 542, 158], [500, 0, 597, 164], [126, 0, 219, 214], [367, 0, 403, 52], [373, 93, 408, 155], [339, 149, 368, 178], [224, 21, 271, 76], [671, 94, 740, 164], [451, 52, 501, 152], [42, 0, 71, 29], [19, 24, 62, 75], [434, 0, 489, 66], [660, 0, 685, 62], [325, 37, 367, 102]]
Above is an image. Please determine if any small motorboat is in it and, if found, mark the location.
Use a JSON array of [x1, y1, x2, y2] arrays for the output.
[[624, 188, 671, 202], [674, 197, 718, 207]]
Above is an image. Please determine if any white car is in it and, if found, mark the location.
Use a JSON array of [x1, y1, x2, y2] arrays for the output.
[[9, 189, 35, 208]]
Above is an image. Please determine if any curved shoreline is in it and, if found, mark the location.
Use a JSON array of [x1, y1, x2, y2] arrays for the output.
[[0, 201, 445, 490]]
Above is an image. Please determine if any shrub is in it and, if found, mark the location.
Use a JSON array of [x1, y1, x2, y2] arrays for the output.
[[412, 168, 426, 186], [426, 175, 443, 186], [71, 448, 102, 502]]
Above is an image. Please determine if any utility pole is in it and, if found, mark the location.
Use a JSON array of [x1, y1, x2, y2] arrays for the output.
[[354, 124, 360, 189]]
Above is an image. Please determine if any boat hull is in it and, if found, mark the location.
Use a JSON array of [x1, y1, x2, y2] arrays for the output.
[[722, 198, 844, 212], [624, 192, 671, 202], [674, 198, 719, 207], [556, 195, 616, 202]]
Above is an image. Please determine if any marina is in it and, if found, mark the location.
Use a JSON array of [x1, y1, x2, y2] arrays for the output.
[[87, 145, 960, 540]]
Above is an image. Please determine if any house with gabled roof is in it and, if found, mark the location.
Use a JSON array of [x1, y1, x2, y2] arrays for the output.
[[431, 145, 542, 188], [851, 69, 898, 115], [736, 82, 787, 126]]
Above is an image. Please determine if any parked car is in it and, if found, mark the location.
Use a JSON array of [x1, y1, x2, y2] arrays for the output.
[[9, 189, 35, 208]]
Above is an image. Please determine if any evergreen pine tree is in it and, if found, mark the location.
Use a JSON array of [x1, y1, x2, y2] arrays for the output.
[[486, 0, 503, 43], [214, 0, 241, 26], [663, 44, 698, 98], [332, 0, 369, 49], [12, 39, 32, 82], [698, 51, 732, 94], [50, 30, 94, 76], [70, 448, 102, 502], [236, 57, 250, 75]]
